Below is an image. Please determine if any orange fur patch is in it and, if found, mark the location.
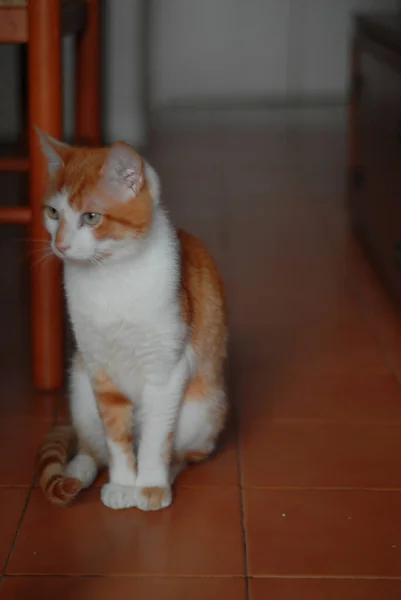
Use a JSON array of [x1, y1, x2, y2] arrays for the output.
[[37, 425, 82, 507], [93, 369, 118, 394], [179, 229, 227, 372], [93, 179, 153, 241], [163, 431, 175, 465], [54, 215, 68, 248], [42, 141, 153, 240], [185, 451, 209, 463], [93, 371, 136, 471], [178, 231, 228, 454], [185, 374, 209, 399], [179, 228, 227, 440], [45, 146, 108, 208], [138, 487, 170, 510]]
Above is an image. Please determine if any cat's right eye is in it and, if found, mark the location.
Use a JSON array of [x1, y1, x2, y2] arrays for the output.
[[45, 206, 59, 220]]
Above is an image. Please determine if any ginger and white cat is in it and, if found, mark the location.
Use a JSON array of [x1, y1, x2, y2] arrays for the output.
[[37, 132, 227, 511]]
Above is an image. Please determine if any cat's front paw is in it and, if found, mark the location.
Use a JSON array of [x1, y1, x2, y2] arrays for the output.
[[135, 485, 172, 511], [101, 483, 136, 510]]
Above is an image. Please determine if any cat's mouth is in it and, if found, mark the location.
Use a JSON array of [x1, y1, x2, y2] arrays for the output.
[[52, 245, 111, 264], [53, 251, 99, 264], [64, 253, 112, 265]]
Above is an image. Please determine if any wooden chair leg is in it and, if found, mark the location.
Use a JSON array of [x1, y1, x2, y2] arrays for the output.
[[28, 0, 64, 390], [76, 0, 101, 145]]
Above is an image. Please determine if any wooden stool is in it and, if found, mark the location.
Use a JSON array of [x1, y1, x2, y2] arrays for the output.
[[0, 0, 101, 390]]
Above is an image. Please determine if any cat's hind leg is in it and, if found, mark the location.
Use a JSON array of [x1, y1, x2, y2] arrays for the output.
[[172, 377, 227, 483], [38, 356, 108, 506], [66, 355, 108, 488]]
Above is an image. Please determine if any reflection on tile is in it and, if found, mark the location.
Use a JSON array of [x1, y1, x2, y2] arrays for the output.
[[9, 488, 244, 575], [241, 421, 401, 488], [0, 418, 50, 486], [1, 577, 247, 600], [237, 372, 401, 422]]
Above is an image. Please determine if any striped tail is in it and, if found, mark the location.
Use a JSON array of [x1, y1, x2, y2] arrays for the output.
[[37, 425, 83, 507]]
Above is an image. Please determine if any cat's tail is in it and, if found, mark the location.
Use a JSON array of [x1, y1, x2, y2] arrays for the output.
[[37, 425, 83, 507]]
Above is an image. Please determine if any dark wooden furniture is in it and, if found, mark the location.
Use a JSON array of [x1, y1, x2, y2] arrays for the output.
[[349, 13, 401, 310], [0, 0, 101, 391]]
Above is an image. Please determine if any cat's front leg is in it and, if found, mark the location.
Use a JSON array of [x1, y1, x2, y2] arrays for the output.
[[135, 359, 189, 511], [93, 371, 137, 510]]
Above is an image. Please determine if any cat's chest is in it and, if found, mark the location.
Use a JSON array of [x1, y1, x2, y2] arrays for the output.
[[64, 266, 185, 381], [66, 262, 159, 324]]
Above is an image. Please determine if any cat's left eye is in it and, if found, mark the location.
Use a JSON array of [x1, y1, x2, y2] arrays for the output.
[[82, 212, 102, 227]]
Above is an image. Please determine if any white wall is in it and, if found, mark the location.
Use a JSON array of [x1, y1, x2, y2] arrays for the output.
[[151, 0, 398, 106], [0, 0, 397, 143], [151, 0, 291, 103]]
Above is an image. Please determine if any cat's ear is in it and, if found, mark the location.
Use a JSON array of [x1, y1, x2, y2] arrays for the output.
[[35, 126, 71, 175], [102, 142, 144, 201]]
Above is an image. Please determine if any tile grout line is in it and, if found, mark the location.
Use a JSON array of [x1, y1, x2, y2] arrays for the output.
[[3, 573, 246, 579], [1, 480, 36, 581], [0, 395, 60, 582], [239, 486, 401, 492], [230, 364, 251, 600], [237, 438, 250, 599], [248, 575, 401, 580], [228, 417, 401, 426], [5, 573, 401, 581], [239, 482, 251, 599]]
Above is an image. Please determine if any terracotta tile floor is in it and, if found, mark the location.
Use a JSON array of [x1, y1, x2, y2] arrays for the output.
[[2, 108, 401, 598]]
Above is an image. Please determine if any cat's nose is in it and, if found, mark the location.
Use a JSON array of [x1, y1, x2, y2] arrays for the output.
[[55, 242, 71, 254]]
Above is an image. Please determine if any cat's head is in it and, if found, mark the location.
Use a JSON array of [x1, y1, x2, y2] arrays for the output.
[[38, 130, 160, 263]]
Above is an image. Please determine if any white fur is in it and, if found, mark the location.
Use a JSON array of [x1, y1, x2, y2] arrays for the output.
[[66, 454, 98, 488], [44, 161, 222, 511], [69, 356, 108, 463], [101, 483, 137, 510], [174, 391, 223, 455], [36, 128, 67, 174]]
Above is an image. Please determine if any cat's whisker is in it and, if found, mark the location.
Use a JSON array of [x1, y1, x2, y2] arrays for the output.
[[33, 251, 52, 263], [27, 245, 51, 253], [25, 246, 53, 259], [8, 237, 50, 244], [90, 253, 105, 267], [32, 250, 54, 267]]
